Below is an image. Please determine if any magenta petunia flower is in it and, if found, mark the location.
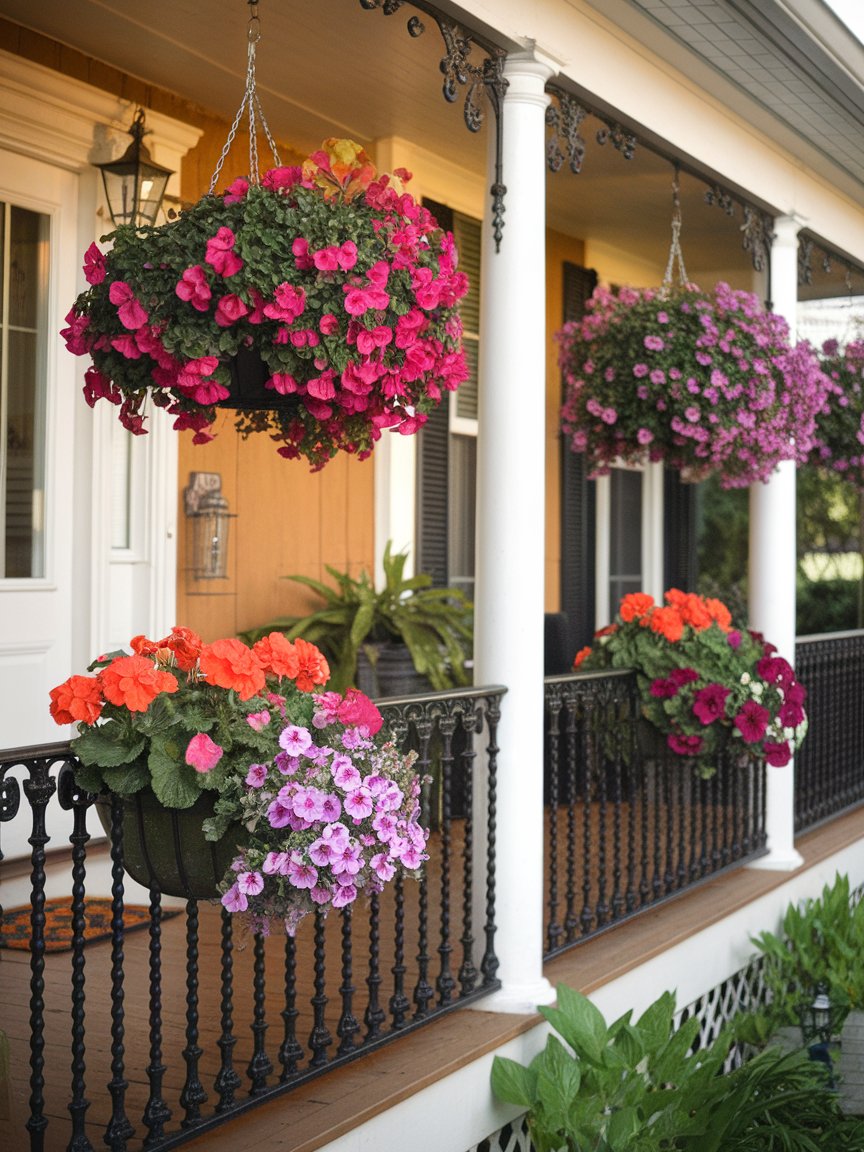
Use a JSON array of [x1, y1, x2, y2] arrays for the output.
[[734, 700, 770, 743], [692, 683, 730, 725]]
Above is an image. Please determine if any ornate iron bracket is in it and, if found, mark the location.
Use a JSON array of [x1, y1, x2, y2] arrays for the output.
[[705, 185, 774, 273], [358, 0, 508, 250], [798, 234, 857, 290], [545, 88, 637, 175]]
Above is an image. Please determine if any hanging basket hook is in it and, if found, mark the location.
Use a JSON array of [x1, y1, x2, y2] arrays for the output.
[[662, 163, 689, 293], [208, 0, 281, 194]]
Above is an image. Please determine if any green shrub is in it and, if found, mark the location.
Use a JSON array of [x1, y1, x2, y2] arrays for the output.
[[491, 984, 864, 1151]]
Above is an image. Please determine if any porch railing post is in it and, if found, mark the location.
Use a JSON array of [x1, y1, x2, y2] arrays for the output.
[[475, 45, 557, 1012], [748, 213, 804, 872]]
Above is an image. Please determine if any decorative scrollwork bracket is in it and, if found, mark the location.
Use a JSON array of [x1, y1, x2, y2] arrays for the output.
[[358, 0, 509, 251]]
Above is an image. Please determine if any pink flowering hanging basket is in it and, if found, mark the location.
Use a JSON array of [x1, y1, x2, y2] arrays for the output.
[[62, 139, 470, 470], [809, 339, 864, 488], [557, 282, 829, 488]]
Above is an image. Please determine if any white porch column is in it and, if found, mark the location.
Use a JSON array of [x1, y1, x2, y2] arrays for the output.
[[474, 49, 556, 1011], [748, 214, 804, 872]]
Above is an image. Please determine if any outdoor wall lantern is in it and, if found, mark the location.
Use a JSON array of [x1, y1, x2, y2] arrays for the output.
[[184, 472, 235, 581], [797, 982, 837, 1047], [96, 108, 173, 228]]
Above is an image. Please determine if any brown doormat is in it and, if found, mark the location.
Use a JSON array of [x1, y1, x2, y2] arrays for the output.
[[0, 897, 180, 953]]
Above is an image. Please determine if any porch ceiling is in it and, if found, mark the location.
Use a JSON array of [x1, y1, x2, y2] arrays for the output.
[[0, 0, 860, 293]]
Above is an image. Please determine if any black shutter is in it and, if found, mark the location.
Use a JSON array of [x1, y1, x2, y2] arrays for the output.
[[416, 200, 455, 587], [559, 262, 598, 653], [664, 468, 697, 590]]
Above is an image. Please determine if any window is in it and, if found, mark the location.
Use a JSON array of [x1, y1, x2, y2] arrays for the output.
[[417, 203, 480, 599], [0, 202, 49, 578]]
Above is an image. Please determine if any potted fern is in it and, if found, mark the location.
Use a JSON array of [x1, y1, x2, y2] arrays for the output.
[[241, 542, 473, 696]]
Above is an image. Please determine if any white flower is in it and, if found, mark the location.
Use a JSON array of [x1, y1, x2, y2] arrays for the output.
[[750, 681, 764, 697], [740, 672, 751, 686]]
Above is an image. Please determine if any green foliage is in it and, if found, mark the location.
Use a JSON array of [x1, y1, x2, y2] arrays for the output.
[[750, 872, 864, 1035], [491, 984, 864, 1151], [240, 542, 473, 693]]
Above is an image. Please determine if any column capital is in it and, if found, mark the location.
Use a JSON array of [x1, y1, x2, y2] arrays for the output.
[[503, 42, 558, 100], [773, 213, 808, 247]]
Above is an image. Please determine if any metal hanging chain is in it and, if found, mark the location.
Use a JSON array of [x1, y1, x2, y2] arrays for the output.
[[208, 0, 282, 194], [662, 165, 689, 290]]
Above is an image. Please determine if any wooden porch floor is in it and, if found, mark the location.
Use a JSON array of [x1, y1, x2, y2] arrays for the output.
[[2, 808, 863, 1152]]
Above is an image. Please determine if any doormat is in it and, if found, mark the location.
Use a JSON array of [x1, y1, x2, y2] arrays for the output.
[[0, 897, 180, 953]]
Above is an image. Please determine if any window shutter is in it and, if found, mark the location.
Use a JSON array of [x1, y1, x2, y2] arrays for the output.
[[663, 469, 697, 590], [560, 261, 599, 652]]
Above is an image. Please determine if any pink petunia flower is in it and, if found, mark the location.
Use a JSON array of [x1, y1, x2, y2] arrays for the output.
[[185, 732, 223, 773]]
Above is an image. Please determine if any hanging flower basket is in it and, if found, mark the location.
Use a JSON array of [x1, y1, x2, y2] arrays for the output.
[[573, 589, 808, 774], [62, 139, 470, 469], [809, 339, 864, 488], [558, 282, 829, 488]]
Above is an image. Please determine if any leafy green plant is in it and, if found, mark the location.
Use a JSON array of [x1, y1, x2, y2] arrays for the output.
[[491, 986, 727, 1151], [240, 542, 473, 693], [491, 984, 864, 1151], [749, 873, 864, 1036]]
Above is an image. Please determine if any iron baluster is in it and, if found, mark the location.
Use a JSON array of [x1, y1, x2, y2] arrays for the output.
[[563, 693, 579, 944], [364, 892, 385, 1041], [247, 933, 273, 1092], [457, 707, 478, 996], [179, 899, 207, 1127], [58, 764, 94, 1151], [279, 933, 304, 1080], [336, 908, 360, 1056], [389, 875, 410, 1027], [410, 703, 434, 1017], [435, 712, 456, 1006], [545, 687, 562, 952], [308, 910, 332, 1067], [215, 909, 242, 1108], [104, 795, 134, 1150], [142, 891, 172, 1144], [480, 694, 501, 987]]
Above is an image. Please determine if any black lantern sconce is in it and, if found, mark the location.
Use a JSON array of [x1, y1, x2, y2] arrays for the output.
[[797, 982, 838, 1047], [184, 472, 235, 581], [96, 108, 174, 228]]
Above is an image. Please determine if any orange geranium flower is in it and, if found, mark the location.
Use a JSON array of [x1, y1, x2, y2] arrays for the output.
[[620, 592, 655, 623], [573, 646, 592, 668], [253, 632, 300, 680], [648, 606, 684, 643], [292, 637, 330, 692], [99, 655, 178, 712], [704, 597, 732, 632], [130, 634, 171, 664], [49, 674, 104, 725], [162, 625, 203, 672], [679, 593, 713, 632], [199, 638, 266, 701]]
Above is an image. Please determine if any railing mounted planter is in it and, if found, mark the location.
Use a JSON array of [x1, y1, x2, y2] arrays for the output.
[[95, 788, 244, 899]]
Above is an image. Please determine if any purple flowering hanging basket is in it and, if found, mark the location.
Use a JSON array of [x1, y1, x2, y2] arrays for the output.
[[558, 282, 829, 488]]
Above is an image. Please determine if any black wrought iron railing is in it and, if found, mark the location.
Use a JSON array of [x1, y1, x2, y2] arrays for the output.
[[542, 670, 768, 960], [794, 631, 864, 833], [0, 686, 503, 1152]]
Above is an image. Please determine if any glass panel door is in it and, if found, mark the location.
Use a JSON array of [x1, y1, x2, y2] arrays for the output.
[[1, 202, 49, 578]]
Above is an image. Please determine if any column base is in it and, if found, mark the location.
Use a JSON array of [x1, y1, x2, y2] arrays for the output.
[[748, 848, 804, 872], [476, 977, 557, 1015]]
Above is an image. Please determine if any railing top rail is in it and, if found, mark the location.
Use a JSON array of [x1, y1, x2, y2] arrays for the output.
[[0, 740, 75, 764], [796, 629, 864, 647], [373, 683, 507, 707], [544, 668, 634, 686]]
